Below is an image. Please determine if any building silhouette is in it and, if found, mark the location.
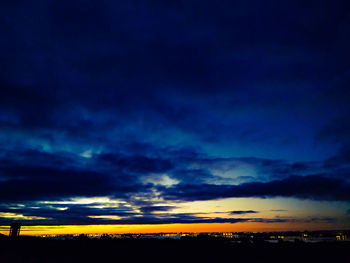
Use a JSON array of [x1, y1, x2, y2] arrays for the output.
[[9, 222, 21, 237]]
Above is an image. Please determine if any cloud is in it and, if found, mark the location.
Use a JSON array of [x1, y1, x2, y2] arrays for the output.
[[161, 175, 350, 201], [98, 153, 174, 173], [0, 162, 148, 202], [230, 210, 259, 215], [0, 1, 349, 149], [1, 200, 331, 225], [323, 147, 350, 169], [0, 201, 252, 225], [251, 218, 292, 223], [1, 1, 350, 226], [306, 217, 337, 223], [139, 206, 177, 213], [0, 144, 349, 206]]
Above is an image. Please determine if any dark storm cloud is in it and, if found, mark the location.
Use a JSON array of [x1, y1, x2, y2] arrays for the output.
[[171, 169, 216, 184], [318, 117, 350, 146], [0, 150, 152, 202], [161, 175, 350, 201], [1, 1, 350, 225], [0, 149, 81, 169], [98, 153, 173, 173], [0, 165, 139, 202], [1, 0, 349, 130], [323, 147, 350, 169], [0, 145, 349, 204]]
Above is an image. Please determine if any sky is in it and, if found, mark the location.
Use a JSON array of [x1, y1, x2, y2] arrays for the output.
[[0, 0, 350, 235]]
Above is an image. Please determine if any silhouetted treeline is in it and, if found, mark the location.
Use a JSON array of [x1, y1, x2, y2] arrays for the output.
[[0, 234, 349, 263]]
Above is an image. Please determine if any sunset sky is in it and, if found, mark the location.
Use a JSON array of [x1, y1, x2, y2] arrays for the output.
[[1, 1, 350, 235]]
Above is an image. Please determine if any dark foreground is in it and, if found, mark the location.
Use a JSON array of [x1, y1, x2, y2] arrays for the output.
[[0, 236, 349, 263]]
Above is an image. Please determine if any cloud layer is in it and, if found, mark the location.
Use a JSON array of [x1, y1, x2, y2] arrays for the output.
[[0, 1, 350, 226]]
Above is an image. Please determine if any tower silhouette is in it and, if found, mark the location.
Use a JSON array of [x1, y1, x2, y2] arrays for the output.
[[9, 222, 21, 237]]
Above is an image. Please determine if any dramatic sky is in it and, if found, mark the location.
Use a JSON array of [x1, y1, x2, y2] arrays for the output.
[[1, 1, 350, 235]]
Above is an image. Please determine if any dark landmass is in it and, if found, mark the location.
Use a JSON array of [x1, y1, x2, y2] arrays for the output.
[[0, 234, 349, 263]]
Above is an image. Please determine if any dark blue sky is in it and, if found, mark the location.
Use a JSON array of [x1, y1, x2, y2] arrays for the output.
[[0, 1, 350, 230]]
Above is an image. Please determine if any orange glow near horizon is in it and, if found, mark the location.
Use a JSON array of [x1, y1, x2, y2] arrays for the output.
[[0, 222, 344, 236], [1, 198, 348, 235]]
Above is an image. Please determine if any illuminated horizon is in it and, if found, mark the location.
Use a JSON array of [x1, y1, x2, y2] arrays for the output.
[[2, 222, 348, 236], [1, 197, 349, 235]]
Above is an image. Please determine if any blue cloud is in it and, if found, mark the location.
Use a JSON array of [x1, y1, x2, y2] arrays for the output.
[[0, 0, 350, 225]]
